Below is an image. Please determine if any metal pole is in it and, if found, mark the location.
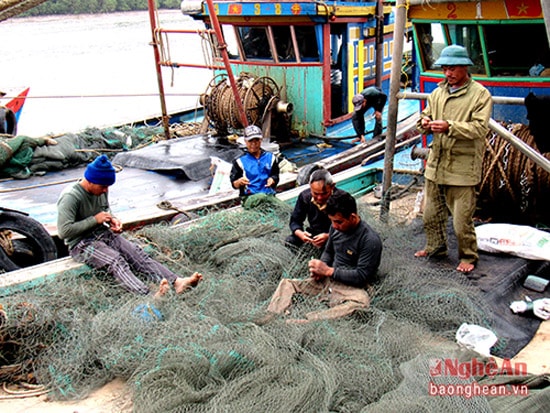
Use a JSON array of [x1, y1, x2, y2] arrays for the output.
[[488, 119, 550, 174], [380, 0, 406, 221], [396, 92, 550, 174], [204, 0, 249, 128], [146, 0, 171, 140], [397, 91, 524, 105]]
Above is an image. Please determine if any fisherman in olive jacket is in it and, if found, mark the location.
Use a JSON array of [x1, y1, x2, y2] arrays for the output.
[[414, 45, 492, 273]]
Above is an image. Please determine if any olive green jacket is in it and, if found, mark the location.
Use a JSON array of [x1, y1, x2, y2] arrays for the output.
[[417, 78, 492, 186]]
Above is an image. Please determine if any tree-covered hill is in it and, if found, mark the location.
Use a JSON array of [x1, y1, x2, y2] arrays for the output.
[[22, 0, 181, 16]]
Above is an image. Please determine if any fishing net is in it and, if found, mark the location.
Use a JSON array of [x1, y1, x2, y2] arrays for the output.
[[0, 200, 548, 411], [2, 121, 207, 178]]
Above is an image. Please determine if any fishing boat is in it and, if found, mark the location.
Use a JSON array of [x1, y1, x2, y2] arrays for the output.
[[2, 2, 550, 410], [399, 0, 550, 226], [0, 1, 421, 271], [407, 0, 550, 123], [0, 86, 29, 135]]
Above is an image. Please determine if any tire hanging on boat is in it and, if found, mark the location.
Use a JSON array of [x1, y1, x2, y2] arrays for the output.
[[0, 208, 57, 272], [0, 106, 17, 135]]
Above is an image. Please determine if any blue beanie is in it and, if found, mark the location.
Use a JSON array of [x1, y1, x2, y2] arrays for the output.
[[84, 155, 116, 186]]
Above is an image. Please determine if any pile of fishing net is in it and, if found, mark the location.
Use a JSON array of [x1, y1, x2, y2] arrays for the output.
[[2, 122, 206, 178], [0, 203, 549, 411]]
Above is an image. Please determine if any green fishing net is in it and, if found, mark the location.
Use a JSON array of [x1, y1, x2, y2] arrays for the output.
[[0, 203, 548, 412]]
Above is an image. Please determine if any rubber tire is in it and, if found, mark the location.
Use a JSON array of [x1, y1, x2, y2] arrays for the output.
[[296, 163, 321, 186], [0, 210, 57, 272], [0, 107, 17, 135]]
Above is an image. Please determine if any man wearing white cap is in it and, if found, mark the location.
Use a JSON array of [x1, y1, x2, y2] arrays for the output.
[[57, 155, 202, 297], [351, 86, 387, 143], [230, 125, 280, 199], [414, 44, 492, 274]]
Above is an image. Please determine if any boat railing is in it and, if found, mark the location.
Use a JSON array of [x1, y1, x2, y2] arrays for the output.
[[396, 91, 550, 174]]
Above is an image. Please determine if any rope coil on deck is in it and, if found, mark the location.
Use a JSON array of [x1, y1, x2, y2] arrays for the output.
[[479, 123, 550, 225]]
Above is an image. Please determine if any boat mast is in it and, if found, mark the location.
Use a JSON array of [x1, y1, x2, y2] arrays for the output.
[[204, 0, 248, 128], [146, 0, 248, 139], [147, 0, 171, 140]]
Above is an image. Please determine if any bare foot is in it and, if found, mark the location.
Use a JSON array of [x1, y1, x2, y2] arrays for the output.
[[351, 138, 360, 144], [414, 247, 447, 259], [254, 311, 277, 326], [456, 262, 475, 273], [188, 272, 203, 287], [153, 278, 170, 299], [174, 272, 203, 294]]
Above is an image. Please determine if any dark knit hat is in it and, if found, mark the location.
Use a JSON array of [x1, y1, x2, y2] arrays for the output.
[[84, 155, 116, 186]]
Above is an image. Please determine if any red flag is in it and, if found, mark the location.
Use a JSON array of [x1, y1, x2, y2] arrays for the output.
[[228, 4, 242, 15], [504, 0, 542, 17]]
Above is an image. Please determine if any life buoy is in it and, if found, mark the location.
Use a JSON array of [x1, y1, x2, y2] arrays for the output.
[[0, 106, 17, 135], [0, 208, 57, 272]]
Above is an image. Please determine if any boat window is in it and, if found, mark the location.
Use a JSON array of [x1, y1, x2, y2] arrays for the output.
[[294, 26, 319, 61], [447, 24, 485, 75], [484, 23, 550, 77], [221, 24, 240, 59], [415, 23, 446, 71], [272, 26, 296, 62], [238, 26, 273, 60]]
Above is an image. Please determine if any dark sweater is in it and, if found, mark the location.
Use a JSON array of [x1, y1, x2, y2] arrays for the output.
[[321, 220, 382, 288], [289, 187, 347, 235]]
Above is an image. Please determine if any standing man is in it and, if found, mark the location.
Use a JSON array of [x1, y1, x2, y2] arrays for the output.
[[285, 168, 347, 250], [57, 155, 202, 297], [230, 125, 280, 199], [263, 191, 382, 323], [414, 45, 492, 273], [352, 86, 388, 143]]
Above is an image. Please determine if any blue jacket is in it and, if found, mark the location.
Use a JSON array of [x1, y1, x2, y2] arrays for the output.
[[230, 149, 280, 196]]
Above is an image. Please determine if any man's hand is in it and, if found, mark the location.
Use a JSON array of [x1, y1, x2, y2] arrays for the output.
[[428, 120, 449, 134], [420, 116, 432, 130], [296, 230, 314, 244], [94, 211, 112, 226], [308, 258, 334, 280], [266, 177, 275, 188], [109, 217, 123, 233], [234, 177, 250, 188], [310, 233, 329, 248], [94, 212, 123, 233]]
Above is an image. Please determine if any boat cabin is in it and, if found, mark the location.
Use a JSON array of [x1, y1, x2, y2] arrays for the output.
[[174, 1, 411, 139], [408, 0, 550, 123]]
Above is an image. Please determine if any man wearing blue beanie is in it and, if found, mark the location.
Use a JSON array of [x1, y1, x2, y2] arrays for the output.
[[57, 155, 202, 297]]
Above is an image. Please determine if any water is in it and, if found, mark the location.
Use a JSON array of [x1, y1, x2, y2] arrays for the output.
[[1, 10, 213, 136]]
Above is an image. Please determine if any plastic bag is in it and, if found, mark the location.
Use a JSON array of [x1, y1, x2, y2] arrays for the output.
[[455, 323, 498, 357], [475, 223, 550, 261]]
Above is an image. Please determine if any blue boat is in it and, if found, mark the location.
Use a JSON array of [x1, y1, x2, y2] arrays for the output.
[[151, 0, 419, 141], [0, 2, 423, 273]]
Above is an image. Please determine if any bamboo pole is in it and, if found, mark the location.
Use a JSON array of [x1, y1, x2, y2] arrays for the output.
[[380, 0, 407, 221]]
